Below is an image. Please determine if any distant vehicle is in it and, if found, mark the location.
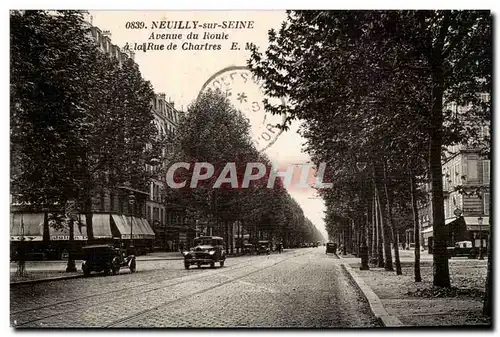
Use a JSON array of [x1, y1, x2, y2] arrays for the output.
[[183, 236, 226, 269], [448, 241, 486, 257], [81, 244, 136, 277], [256, 240, 271, 255], [242, 243, 255, 255], [326, 242, 337, 255]]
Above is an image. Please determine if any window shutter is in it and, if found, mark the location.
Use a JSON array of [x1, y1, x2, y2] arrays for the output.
[[483, 160, 490, 184], [484, 193, 490, 216]]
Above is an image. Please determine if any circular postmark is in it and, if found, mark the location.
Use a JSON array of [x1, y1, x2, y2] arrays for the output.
[[198, 65, 287, 153]]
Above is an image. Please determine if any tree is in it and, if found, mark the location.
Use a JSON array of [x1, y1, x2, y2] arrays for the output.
[[249, 10, 491, 286], [10, 10, 160, 270]]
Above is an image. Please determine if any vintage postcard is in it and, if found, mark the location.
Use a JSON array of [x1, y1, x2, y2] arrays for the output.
[[9, 9, 492, 329]]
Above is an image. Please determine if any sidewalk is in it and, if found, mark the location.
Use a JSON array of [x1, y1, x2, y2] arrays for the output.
[[339, 250, 490, 327]]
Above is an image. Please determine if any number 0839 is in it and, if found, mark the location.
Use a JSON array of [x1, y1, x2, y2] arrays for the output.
[[125, 21, 146, 29]]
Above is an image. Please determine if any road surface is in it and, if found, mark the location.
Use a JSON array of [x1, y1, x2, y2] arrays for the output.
[[11, 248, 379, 328]]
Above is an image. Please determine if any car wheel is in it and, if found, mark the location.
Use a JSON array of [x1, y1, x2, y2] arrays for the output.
[[104, 269, 110, 276], [210, 262, 215, 268], [111, 266, 120, 275], [184, 262, 190, 270], [197, 263, 201, 268], [220, 261, 224, 267], [83, 268, 90, 277]]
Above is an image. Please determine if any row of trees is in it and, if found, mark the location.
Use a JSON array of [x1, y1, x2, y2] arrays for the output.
[[163, 90, 325, 248], [248, 10, 491, 315], [10, 10, 324, 259], [10, 10, 164, 268]]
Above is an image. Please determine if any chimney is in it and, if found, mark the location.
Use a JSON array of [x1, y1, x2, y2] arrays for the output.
[[169, 100, 175, 108], [102, 30, 111, 38], [158, 93, 166, 100]]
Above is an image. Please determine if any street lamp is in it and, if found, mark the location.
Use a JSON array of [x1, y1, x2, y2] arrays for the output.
[[478, 216, 484, 260], [128, 193, 136, 249]]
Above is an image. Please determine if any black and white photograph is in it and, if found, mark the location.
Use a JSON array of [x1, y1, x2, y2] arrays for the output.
[[8, 7, 493, 329]]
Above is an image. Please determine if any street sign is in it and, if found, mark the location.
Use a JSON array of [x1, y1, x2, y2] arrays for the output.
[[65, 199, 76, 215]]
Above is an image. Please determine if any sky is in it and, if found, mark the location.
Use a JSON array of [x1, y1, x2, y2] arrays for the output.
[[89, 10, 328, 239]]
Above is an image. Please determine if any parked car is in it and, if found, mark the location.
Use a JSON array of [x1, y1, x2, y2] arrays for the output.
[[183, 236, 226, 269], [242, 243, 255, 255], [448, 241, 486, 257], [256, 240, 271, 255], [326, 242, 337, 254], [81, 244, 136, 277]]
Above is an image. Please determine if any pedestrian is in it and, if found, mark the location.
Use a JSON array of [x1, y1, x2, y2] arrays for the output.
[[179, 241, 184, 253]]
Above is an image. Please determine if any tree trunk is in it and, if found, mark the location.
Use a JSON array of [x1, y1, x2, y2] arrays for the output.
[[430, 67, 450, 288], [225, 221, 229, 253], [410, 170, 422, 282], [230, 221, 234, 254], [370, 192, 378, 264], [366, 205, 372, 259], [84, 187, 94, 242], [43, 212, 50, 245], [375, 189, 384, 268], [383, 162, 402, 275], [66, 219, 77, 272], [376, 184, 393, 271]]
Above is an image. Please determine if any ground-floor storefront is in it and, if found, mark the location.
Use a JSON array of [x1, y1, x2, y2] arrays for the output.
[[10, 212, 156, 260], [421, 216, 489, 253]]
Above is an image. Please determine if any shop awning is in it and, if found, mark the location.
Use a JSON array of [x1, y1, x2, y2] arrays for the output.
[[49, 216, 87, 241], [464, 216, 490, 231], [92, 213, 113, 238], [112, 215, 154, 240], [131, 217, 155, 239], [10, 213, 44, 241], [112, 214, 131, 239], [142, 218, 156, 238]]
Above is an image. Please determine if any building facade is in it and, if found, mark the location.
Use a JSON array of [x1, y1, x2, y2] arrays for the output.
[[418, 94, 490, 252], [10, 20, 159, 259], [146, 93, 187, 251]]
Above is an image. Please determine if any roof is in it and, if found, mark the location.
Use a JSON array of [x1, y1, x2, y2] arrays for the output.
[[83, 244, 115, 249], [196, 236, 224, 240]]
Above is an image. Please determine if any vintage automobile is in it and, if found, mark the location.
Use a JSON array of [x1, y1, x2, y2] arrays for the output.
[[256, 240, 271, 255], [242, 243, 255, 255], [81, 244, 136, 277], [448, 241, 486, 257], [183, 236, 226, 269], [326, 242, 337, 254]]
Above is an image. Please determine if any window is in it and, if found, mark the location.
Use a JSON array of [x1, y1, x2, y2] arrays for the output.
[[484, 193, 490, 215], [110, 192, 114, 212], [467, 159, 478, 181], [454, 163, 460, 184], [100, 190, 105, 212], [483, 160, 490, 184]]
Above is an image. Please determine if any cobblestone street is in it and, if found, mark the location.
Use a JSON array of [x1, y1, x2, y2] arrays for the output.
[[11, 248, 379, 328]]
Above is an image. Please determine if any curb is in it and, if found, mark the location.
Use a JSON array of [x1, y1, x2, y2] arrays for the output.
[[11, 274, 83, 286], [340, 262, 404, 327]]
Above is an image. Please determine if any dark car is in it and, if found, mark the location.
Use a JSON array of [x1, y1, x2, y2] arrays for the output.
[[256, 240, 271, 255], [81, 244, 136, 277], [183, 236, 226, 269], [326, 242, 337, 254], [242, 243, 255, 255]]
